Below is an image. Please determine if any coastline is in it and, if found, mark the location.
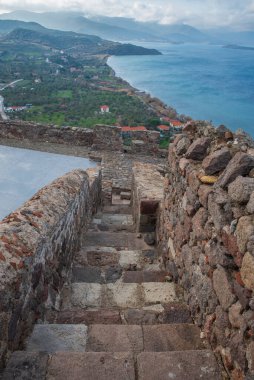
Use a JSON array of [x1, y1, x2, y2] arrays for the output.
[[106, 46, 254, 138], [105, 55, 185, 122]]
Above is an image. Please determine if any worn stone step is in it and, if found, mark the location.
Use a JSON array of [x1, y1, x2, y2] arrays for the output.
[[91, 213, 134, 228], [74, 246, 159, 270], [2, 351, 135, 380], [83, 231, 150, 250], [102, 205, 132, 214], [122, 270, 170, 283], [143, 324, 204, 351], [25, 324, 88, 353], [87, 325, 143, 354], [137, 350, 222, 380], [46, 303, 192, 325], [61, 282, 177, 310], [71, 265, 122, 284], [86, 324, 203, 354]]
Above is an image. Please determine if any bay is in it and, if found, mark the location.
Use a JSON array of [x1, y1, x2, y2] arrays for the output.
[[0, 145, 96, 220], [109, 42, 254, 137]]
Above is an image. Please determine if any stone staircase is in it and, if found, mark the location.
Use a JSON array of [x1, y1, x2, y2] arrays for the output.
[[2, 205, 223, 379]]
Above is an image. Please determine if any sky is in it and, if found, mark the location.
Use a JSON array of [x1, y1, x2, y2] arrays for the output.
[[0, 0, 253, 30]]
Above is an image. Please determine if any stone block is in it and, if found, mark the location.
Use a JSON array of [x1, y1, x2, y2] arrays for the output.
[[69, 283, 102, 308], [143, 324, 203, 351], [25, 324, 88, 353], [228, 176, 254, 203], [2, 351, 48, 380], [71, 267, 102, 283], [137, 351, 222, 380], [213, 266, 236, 310], [85, 247, 119, 267], [236, 216, 254, 253], [86, 325, 143, 353], [143, 283, 177, 304], [106, 283, 142, 308], [47, 352, 135, 380], [241, 252, 254, 291], [52, 309, 121, 325]]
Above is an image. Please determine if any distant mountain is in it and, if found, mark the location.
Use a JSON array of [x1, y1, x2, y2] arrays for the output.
[[0, 19, 46, 34], [0, 11, 212, 43], [0, 21, 161, 56]]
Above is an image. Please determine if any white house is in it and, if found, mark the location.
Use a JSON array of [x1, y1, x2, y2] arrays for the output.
[[100, 105, 110, 113]]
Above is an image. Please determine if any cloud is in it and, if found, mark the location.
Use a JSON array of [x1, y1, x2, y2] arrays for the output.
[[0, 0, 253, 29]]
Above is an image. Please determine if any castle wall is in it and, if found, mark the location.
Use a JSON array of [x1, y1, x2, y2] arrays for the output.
[[157, 123, 254, 378], [0, 167, 101, 368], [0, 121, 94, 146]]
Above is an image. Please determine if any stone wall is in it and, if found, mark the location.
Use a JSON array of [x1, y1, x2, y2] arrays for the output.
[[0, 167, 101, 368], [0, 121, 163, 155], [0, 121, 94, 146], [157, 123, 254, 379], [93, 125, 123, 152], [129, 130, 160, 155], [132, 162, 164, 233]]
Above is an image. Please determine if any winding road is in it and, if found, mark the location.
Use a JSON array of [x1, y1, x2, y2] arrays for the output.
[[0, 79, 23, 121]]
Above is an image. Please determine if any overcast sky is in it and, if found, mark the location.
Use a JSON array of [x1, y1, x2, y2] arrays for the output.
[[0, 0, 253, 29]]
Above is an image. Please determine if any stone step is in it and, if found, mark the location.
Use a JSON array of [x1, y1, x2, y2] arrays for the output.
[[71, 265, 123, 284], [71, 266, 170, 284], [89, 213, 134, 232], [83, 231, 150, 250], [86, 324, 203, 353], [25, 324, 88, 353], [137, 351, 222, 380], [2, 351, 135, 380], [3, 350, 221, 380], [122, 270, 170, 283], [102, 205, 132, 214], [24, 323, 202, 355], [61, 282, 177, 309], [74, 246, 159, 270], [46, 303, 192, 325]]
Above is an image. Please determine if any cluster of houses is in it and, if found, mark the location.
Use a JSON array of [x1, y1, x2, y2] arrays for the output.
[[4, 104, 32, 113], [121, 119, 185, 139]]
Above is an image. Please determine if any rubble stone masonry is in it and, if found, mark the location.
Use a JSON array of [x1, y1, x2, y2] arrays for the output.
[[157, 122, 254, 378], [0, 167, 101, 368]]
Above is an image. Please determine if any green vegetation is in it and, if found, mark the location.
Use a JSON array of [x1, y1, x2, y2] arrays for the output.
[[0, 24, 161, 129], [159, 137, 170, 149]]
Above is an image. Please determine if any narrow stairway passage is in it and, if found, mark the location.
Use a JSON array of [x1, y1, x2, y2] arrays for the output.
[[3, 204, 223, 380]]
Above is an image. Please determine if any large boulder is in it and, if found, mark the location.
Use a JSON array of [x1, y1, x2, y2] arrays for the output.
[[228, 176, 254, 203], [216, 152, 254, 188], [185, 137, 211, 161], [202, 147, 231, 175]]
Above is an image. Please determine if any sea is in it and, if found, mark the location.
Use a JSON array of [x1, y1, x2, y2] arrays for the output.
[[0, 145, 96, 220], [108, 42, 254, 137]]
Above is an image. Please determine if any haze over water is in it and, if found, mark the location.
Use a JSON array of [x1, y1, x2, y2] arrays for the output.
[[109, 42, 254, 137], [0, 145, 96, 220]]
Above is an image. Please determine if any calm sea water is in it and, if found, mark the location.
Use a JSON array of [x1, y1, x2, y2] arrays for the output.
[[109, 42, 254, 137], [0, 145, 96, 219]]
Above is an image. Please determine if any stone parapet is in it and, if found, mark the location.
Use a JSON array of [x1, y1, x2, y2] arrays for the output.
[[0, 167, 101, 368], [157, 122, 254, 378], [0, 121, 94, 146]]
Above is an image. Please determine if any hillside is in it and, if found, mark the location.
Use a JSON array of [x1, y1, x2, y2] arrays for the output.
[[0, 10, 212, 43], [0, 22, 161, 56]]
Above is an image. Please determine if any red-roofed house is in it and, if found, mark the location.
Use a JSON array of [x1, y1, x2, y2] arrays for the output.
[[100, 105, 110, 113], [157, 125, 170, 136], [121, 126, 147, 132], [169, 119, 184, 128]]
